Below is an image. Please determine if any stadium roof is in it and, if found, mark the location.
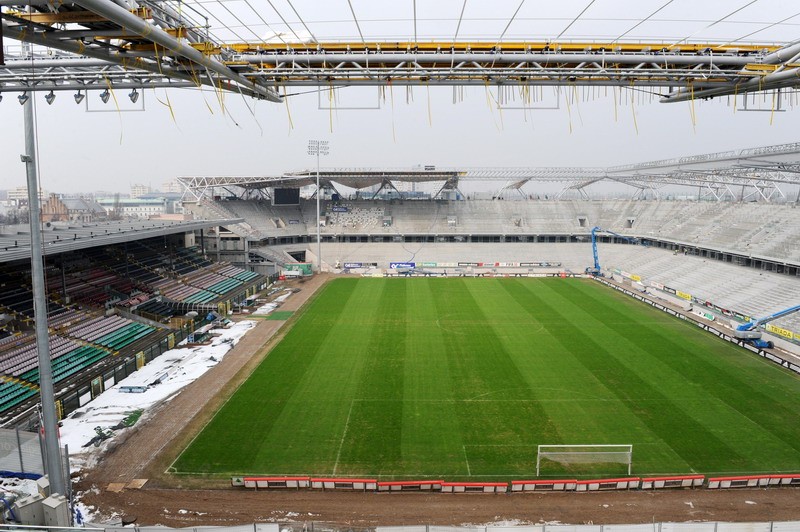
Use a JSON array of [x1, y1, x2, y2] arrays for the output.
[[0, 218, 240, 263], [178, 141, 800, 202], [2, 2, 800, 102]]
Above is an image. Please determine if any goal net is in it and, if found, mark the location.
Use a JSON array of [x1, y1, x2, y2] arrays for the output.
[[536, 445, 632, 476]]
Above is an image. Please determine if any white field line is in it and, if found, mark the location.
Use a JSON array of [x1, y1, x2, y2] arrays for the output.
[[332, 399, 355, 476], [462, 445, 471, 476], [176, 469, 800, 478]]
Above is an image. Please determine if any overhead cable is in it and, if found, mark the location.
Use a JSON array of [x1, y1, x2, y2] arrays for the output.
[[613, 0, 675, 43], [286, 0, 319, 43], [669, 0, 759, 48], [215, 0, 266, 43], [555, 0, 596, 40], [452, 0, 467, 45], [265, 0, 303, 42], [347, 0, 366, 45], [715, 9, 800, 48], [242, 0, 288, 45], [495, 0, 525, 45], [413, 0, 417, 43]]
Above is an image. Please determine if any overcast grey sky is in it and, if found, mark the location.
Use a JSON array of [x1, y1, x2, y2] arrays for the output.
[[1, 0, 799, 194]]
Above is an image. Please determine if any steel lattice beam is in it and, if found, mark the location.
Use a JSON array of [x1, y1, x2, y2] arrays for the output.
[[1, 0, 799, 104], [178, 142, 800, 202], [0, 0, 281, 99]]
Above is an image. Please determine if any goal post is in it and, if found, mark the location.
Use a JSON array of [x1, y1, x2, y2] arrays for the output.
[[536, 444, 633, 476]]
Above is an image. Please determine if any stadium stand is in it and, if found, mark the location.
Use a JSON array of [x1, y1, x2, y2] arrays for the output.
[[192, 198, 800, 262], [0, 230, 267, 425], [188, 197, 800, 341]]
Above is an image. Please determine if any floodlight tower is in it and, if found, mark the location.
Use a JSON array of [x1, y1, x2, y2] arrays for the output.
[[307, 140, 329, 272], [21, 94, 67, 498]]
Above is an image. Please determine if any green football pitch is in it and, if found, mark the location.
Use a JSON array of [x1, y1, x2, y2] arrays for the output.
[[173, 278, 800, 479]]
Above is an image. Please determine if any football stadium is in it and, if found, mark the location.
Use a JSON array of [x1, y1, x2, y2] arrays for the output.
[[2, 1, 800, 530]]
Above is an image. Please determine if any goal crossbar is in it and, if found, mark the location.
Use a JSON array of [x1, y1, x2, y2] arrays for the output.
[[536, 444, 632, 476]]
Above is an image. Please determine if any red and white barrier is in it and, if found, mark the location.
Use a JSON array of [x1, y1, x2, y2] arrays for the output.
[[310, 477, 378, 491], [641, 475, 704, 490], [575, 477, 640, 491], [242, 476, 310, 489], [708, 474, 800, 489], [708, 475, 769, 489], [766, 473, 800, 486], [441, 482, 508, 493], [511, 479, 577, 492], [377, 480, 443, 492]]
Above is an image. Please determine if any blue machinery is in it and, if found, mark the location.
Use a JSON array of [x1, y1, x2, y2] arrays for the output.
[[586, 226, 642, 276], [733, 305, 800, 349], [586, 227, 798, 351]]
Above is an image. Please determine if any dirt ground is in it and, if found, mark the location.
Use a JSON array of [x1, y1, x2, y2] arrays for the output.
[[76, 274, 800, 528]]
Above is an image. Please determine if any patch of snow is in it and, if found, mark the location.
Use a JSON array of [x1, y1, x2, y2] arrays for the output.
[[465, 520, 537, 527], [59, 320, 258, 474], [252, 291, 292, 316], [0, 478, 40, 498], [745, 500, 757, 505]]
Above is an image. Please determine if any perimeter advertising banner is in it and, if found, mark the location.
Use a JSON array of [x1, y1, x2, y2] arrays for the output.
[[390, 262, 415, 269], [343, 262, 378, 269], [520, 262, 561, 267], [285, 263, 314, 275], [766, 323, 794, 339]]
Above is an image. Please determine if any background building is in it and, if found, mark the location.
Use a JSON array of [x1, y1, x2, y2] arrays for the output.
[[41, 194, 107, 223]]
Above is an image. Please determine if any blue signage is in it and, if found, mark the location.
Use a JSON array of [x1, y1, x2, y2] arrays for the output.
[[390, 262, 416, 269], [343, 262, 363, 269], [332, 206, 349, 212]]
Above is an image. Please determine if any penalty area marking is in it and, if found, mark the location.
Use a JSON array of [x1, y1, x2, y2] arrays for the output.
[[332, 399, 355, 476]]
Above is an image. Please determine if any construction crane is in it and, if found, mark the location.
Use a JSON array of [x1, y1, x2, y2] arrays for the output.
[[732, 305, 800, 349], [585, 226, 642, 276]]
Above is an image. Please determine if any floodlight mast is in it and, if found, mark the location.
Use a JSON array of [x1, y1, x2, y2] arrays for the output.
[[308, 140, 330, 272], [22, 94, 67, 498]]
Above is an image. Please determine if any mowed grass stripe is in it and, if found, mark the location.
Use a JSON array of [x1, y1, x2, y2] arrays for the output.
[[566, 280, 800, 404], [429, 279, 562, 476], [173, 279, 366, 474], [515, 279, 751, 473], [248, 279, 384, 473], [335, 280, 406, 475], [539, 280, 800, 473], [400, 279, 469, 476], [495, 279, 695, 474], [174, 278, 800, 478], [550, 280, 800, 471]]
